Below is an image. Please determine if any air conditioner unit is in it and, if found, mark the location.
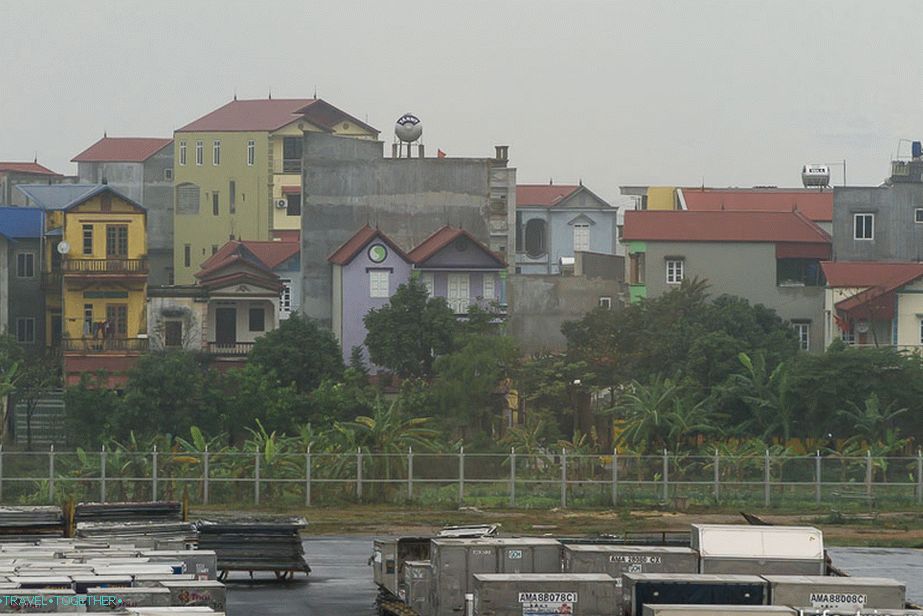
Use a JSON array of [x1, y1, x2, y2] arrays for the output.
[[275, 199, 287, 208]]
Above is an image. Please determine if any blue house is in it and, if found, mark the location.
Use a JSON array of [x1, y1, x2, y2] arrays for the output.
[[0, 207, 46, 346], [515, 183, 619, 275]]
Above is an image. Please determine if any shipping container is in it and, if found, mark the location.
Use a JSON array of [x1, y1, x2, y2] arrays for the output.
[[71, 574, 133, 593], [372, 537, 431, 596], [643, 606, 797, 616], [142, 551, 218, 580], [692, 525, 824, 575], [133, 574, 196, 587], [564, 545, 699, 613], [88, 586, 171, 609], [0, 589, 80, 613], [624, 574, 768, 616], [401, 560, 433, 616], [473, 573, 619, 616], [8, 576, 73, 588], [762, 575, 905, 611], [159, 579, 227, 612], [797, 610, 923, 616], [431, 538, 563, 616]]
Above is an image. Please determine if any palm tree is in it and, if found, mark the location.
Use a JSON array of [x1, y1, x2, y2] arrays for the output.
[[728, 353, 796, 443], [836, 394, 908, 449], [346, 398, 442, 453]]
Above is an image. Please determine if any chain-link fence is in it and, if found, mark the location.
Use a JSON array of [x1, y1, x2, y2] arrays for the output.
[[4, 446, 922, 509]]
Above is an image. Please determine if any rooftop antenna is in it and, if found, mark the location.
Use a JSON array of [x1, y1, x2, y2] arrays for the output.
[[268, 88, 272, 100], [549, 178, 553, 185], [104, 130, 107, 138], [233, 89, 237, 101], [313, 84, 317, 98], [33, 152, 37, 163]]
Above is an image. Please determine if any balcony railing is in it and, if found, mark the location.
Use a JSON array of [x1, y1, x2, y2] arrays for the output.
[[41, 271, 63, 290], [63, 258, 147, 274], [62, 338, 149, 353], [207, 342, 254, 356]]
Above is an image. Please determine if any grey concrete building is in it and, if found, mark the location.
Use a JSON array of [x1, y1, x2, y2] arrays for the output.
[[300, 131, 515, 327], [833, 158, 923, 262], [72, 137, 174, 285], [0, 162, 70, 206], [0, 207, 46, 347], [623, 210, 831, 352]]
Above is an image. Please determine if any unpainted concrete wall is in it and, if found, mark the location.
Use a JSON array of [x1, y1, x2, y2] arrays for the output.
[[833, 183, 923, 262]]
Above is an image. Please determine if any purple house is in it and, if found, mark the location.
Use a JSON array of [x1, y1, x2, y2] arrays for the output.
[[328, 225, 507, 367]]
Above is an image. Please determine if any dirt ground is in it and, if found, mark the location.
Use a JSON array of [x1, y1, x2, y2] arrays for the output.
[[192, 504, 923, 547]]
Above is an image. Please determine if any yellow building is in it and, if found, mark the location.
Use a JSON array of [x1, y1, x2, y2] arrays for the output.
[[40, 185, 148, 387], [172, 98, 378, 284]]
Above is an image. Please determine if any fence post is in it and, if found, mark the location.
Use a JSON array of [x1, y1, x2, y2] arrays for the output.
[[305, 447, 312, 507], [815, 451, 821, 505], [0, 444, 4, 503], [151, 446, 157, 502], [918, 449, 922, 505], [408, 447, 414, 500], [202, 446, 209, 506], [865, 450, 872, 498], [48, 444, 55, 502], [254, 448, 261, 505], [662, 449, 669, 503], [356, 447, 363, 501], [100, 445, 107, 503], [560, 448, 567, 509], [611, 448, 618, 507], [509, 447, 516, 507], [764, 450, 771, 507], [458, 446, 464, 504]]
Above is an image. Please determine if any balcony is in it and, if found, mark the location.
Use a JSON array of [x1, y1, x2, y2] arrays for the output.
[[62, 338, 149, 353], [63, 258, 148, 275], [207, 342, 254, 356], [41, 271, 63, 290]]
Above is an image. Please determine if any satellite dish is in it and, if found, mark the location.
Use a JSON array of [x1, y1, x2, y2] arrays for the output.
[[855, 320, 870, 334], [56, 241, 70, 255], [395, 113, 423, 143]]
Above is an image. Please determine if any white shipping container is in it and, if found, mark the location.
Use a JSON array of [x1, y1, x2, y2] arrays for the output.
[[159, 580, 226, 612], [762, 575, 905, 611], [643, 606, 797, 616], [89, 586, 171, 609]]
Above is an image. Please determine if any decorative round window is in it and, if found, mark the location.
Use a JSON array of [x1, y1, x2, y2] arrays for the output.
[[368, 244, 388, 263]]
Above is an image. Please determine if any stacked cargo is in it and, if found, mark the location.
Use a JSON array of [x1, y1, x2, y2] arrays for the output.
[[0, 506, 65, 541], [623, 574, 769, 616], [75, 502, 192, 550], [196, 517, 310, 580], [473, 573, 619, 616]]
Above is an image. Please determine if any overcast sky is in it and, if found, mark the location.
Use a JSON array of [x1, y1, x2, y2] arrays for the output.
[[2, 0, 921, 202]]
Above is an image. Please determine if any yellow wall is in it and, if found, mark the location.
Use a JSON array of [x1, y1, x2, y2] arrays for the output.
[[62, 282, 147, 339], [647, 186, 678, 210], [64, 203, 147, 259], [896, 281, 923, 346]]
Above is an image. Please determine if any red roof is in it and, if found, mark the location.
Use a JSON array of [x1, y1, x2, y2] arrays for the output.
[[177, 98, 378, 135], [821, 261, 923, 288], [623, 210, 830, 244], [680, 188, 833, 222], [407, 225, 506, 266], [327, 225, 409, 265], [516, 184, 581, 207], [72, 137, 172, 162], [197, 239, 299, 278], [0, 162, 61, 176]]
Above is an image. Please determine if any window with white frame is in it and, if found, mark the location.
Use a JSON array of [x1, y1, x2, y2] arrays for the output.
[[15, 318, 35, 344], [280, 279, 293, 318], [854, 213, 874, 240], [793, 321, 810, 351], [573, 223, 590, 252], [599, 296, 612, 309], [420, 272, 435, 297], [916, 209, 923, 224], [179, 141, 187, 166], [16, 252, 34, 278], [247, 140, 255, 166], [482, 274, 496, 300], [666, 258, 684, 284], [212, 140, 221, 166], [195, 141, 204, 166], [369, 270, 390, 298]]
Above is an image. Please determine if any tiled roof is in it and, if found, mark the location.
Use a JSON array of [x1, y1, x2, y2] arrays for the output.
[[327, 225, 409, 265], [15, 184, 100, 210], [177, 98, 378, 135], [407, 225, 505, 266], [622, 210, 831, 244], [679, 188, 833, 222], [0, 162, 61, 176], [516, 184, 581, 207], [198, 239, 299, 276], [0, 207, 43, 240], [72, 137, 172, 162], [821, 261, 923, 288]]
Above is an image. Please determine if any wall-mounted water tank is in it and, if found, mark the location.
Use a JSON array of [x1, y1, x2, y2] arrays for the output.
[[801, 164, 830, 188]]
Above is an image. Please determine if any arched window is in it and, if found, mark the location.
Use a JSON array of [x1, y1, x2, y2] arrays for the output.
[[524, 219, 547, 258], [175, 183, 201, 215]]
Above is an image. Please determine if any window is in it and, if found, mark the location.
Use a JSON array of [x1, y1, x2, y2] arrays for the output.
[[106, 304, 128, 337], [164, 168, 173, 181], [777, 259, 824, 287], [16, 253, 34, 278], [793, 321, 810, 351], [599, 296, 612, 309], [195, 141, 204, 166], [212, 140, 221, 166], [229, 180, 236, 214], [212, 192, 219, 216], [369, 270, 390, 298], [420, 272, 435, 297], [249, 307, 265, 332], [282, 137, 302, 173], [573, 223, 590, 252], [482, 275, 495, 300], [280, 280, 292, 318], [211, 245, 218, 255], [15, 318, 35, 344], [247, 140, 255, 166], [916, 209, 923, 223], [629, 252, 645, 284], [179, 141, 187, 166], [83, 224, 94, 255], [184, 244, 191, 268], [854, 213, 874, 240], [666, 258, 684, 284], [106, 225, 128, 257], [164, 321, 183, 348], [286, 193, 301, 216], [83, 304, 93, 336], [524, 219, 547, 258], [515, 212, 523, 252], [919, 318, 923, 345]]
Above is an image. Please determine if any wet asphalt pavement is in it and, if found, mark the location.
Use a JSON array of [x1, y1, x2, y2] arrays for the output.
[[222, 538, 923, 615]]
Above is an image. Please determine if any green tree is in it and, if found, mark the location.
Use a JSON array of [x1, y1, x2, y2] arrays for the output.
[[220, 363, 311, 444], [64, 372, 121, 448], [363, 277, 458, 378], [836, 393, 908, 448], [14, 350, 61, 449], [248, 314, 344, 393], [347, 398, 442, 453], [723, 352, 798, 442]]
